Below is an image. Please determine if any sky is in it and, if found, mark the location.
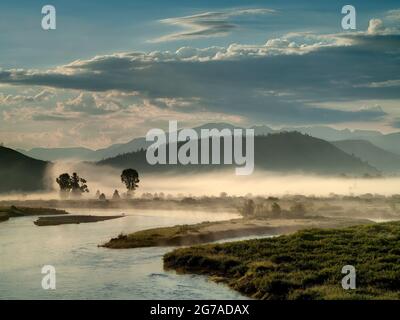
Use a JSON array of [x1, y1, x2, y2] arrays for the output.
[[0, 0, 399, 150]]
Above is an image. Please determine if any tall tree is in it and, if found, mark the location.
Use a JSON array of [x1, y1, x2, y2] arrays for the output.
[[112, 190, 121, 200], [56, 173, 72, 199], [121, 169, 140, 197], [70, 172, 89, 197]]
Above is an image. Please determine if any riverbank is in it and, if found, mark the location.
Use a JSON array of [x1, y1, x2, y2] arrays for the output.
[[102, 216, 372, 248], [164, 221, 400, 300]]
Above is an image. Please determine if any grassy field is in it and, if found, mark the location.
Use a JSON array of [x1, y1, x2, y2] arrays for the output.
[[164, 221, 400, 300]]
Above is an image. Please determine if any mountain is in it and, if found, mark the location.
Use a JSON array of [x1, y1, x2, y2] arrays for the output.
[[19, 147, 94, 161], [89, 139, 146, 161], [368, 132, 400, 155], [89, 122, 239, 160], [0, 146, 51, 193], [280, 126, 382, 141], [276, 126, 400, 155], [332, 140, 400, 173], [17, 123, 400, 161], [19, 123, 240, 161], [97, 132, 379, 176]]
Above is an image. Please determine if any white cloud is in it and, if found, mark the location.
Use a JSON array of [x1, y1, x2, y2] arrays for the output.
[[386, 9, 400, 21], [366, 18, 399, 35], [151, 8, 275, 42], [368, 19, 386, 35], [355, 79, 400, 88], [0, 89, 55, 105], [57, 92, 122, 115]]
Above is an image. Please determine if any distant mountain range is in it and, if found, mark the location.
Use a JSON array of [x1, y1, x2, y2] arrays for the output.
[[16, 147, 94, 162], [98, 132, 379, 176], [332, 140, 400, 173], [0, 131, 387, 194], [0, 146, 51, 193], [17, 123, 400, 164]]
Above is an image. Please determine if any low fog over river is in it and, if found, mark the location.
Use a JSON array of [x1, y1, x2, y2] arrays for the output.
[[2, 161, 400, 201]]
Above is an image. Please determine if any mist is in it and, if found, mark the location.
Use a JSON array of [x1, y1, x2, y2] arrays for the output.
[[1, 161, 400, 201]]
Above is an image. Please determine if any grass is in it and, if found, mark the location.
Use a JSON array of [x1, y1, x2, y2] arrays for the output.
[[164, 221, 400, 300], [103, 224, 204, 248]]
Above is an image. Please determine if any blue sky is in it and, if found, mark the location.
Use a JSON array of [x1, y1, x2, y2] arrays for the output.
[[1, 0, 397, 67], [0, 0, 399, 149]]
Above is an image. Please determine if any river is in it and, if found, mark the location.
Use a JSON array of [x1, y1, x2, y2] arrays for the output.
[[0, 208, 248, 300]]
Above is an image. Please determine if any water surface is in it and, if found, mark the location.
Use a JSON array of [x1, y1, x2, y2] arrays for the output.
[[0, 208, 248, 300]]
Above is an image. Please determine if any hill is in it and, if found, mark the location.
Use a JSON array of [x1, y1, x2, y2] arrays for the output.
[[18, 147, 94, 161], [255, 125, 400, 155], [0, 146, 51, 193], [333, 140, 400, 173], [97, 132, 379, 176], [18, 123, 400, 161], [18, 123, 245, 161]]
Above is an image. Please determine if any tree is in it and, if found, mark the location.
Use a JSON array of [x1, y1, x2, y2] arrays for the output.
[[56, 173, 72, 199], [290, 203, 306, 217], [56, 172, 88, 199], [70, 172, 89, 197], [240, 199, 255, 217], [112, 190, 121, 200], [121, 169, 140, 197], [271, 202, 282, 217], [95, 190, 101, 199], [99, 193, 106, 201]]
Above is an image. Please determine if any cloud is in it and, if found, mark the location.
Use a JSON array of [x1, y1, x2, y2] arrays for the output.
[[0, 22, 398, 127], [387, 9, 400, 21], [0, 89, 55, 105], [366, 18, 399, 35], [151, 8, 275, 42], [354, 79, 400, 88], [57, 92, 122, 115], [31, 113, 76, 122], [391, 118, 400, 128]]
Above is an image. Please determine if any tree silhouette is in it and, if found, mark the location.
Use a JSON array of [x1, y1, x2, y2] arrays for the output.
[[56, 172, 88, 199], [70, 172, 89, 197], [121, 168, 140, 197], [112, 190, 121, 200], [271, 202, 282, 217], [56, 173, 72, 199], [240, 199, 255, 217]]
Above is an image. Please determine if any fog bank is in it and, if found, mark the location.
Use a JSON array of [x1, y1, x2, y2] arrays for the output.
[[1, 161, 400, 200]]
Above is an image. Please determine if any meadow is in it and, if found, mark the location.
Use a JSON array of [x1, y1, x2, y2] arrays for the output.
[[164, 221, 400, 300]]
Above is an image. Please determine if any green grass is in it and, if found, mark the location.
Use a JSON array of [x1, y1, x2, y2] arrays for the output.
[[164, 221, 400, 300]]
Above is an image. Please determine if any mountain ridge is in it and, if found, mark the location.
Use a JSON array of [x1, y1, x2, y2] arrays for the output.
[[0, 146, 51, 193], [97, 132, 379, 176], [15, 123, 400, 161]]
